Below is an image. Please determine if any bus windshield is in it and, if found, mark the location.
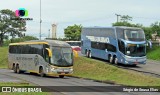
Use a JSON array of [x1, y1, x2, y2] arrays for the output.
[[126, 44, 146, 57], [124, 29, 145, 41], [51, 47, 73, 67]]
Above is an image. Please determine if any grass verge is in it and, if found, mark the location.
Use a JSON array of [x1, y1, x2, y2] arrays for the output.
[[73, 57, 160, 86], [0, 47, 8, 68], [147, 46, 160, 61]]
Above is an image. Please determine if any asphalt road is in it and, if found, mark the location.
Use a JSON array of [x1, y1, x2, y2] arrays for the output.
[[0, 69, 159, 95], [123, 60, 160, 76], [78, 51, 160, 76]]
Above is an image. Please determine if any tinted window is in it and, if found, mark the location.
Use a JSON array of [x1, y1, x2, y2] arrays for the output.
[[91, 42, 116, 52], [9, 44, 45, 57]]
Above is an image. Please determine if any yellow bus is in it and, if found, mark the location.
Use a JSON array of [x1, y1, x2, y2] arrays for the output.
[[8, 40, 73, 78]]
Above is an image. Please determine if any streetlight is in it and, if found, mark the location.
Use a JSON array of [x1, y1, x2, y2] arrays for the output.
[[39, 0, 42, 40], [115, 14, 121, 22]]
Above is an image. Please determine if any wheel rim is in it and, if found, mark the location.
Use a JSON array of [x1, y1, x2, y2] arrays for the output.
[[40, 69, 44, 77], [16, 65, 20, 73], [115, 58, 118, 64], [89, 52, 91, 58], [109, 56, 112, 63], [13, 66, 16, 73], [86, 51, 88, 57]]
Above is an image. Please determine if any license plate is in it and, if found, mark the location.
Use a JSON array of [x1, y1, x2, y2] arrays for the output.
[[61, 72, 65, 74], [135, 62, 138, 64]]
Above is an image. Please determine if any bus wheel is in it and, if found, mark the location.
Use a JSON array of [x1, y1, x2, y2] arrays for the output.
[[39, 67, 45, 77], [16, 65, 21, 74], [114, 57, 118, 65], [59, 75, 64, 78], [13, 64, 16, 73], [88, 51, 92, 58], [109, 56, 113, 63], [86, 51, 89, 57]]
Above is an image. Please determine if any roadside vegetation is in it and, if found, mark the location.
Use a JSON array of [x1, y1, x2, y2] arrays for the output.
[[73, 57, 160, 86], [0, 47, 8, 68], [147, 46, 160, 61]]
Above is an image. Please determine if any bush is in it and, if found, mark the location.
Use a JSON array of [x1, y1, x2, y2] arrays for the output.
[[3, 36, 38, 46]]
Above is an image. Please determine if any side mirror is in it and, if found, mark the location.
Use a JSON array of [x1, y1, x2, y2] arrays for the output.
[[45, 48, 52, 57]]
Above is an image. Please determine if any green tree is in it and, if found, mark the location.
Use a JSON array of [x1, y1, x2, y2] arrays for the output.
[[3, 36, 38, 46], [120, 15, 132, 22], [112, 22, 143, 27], [142, 27, 152, 40], [151, 22, 160, 37], [0, 9, 26, 46], [11, 36, 38, 43], [64, 24, 82, 40], [113, 15, 142, 27]]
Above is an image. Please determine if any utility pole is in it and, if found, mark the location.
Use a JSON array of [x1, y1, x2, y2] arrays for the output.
[[115, 14, 121, 22], [39, 0, 42, 40]]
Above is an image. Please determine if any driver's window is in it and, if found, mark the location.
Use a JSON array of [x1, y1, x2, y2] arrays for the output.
[[118, 40, 125, 54]]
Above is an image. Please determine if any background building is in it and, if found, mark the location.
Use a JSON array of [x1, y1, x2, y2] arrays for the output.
[[52, 24, 57, 39]]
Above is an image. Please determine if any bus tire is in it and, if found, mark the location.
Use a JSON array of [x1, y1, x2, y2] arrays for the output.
[[108, 55, 113, 63], [39, 67, 45, 77], [86, 51, 89, 58], [114, 57, 118, 65], [12, 64, 17, 73], [59, 75, 64, 78], [16, 65, 21, 74], [88, 50, 92, 58]]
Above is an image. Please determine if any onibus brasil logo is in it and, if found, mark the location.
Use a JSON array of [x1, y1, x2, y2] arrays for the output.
[[15, 8, 28, 17], [11, 8, 33, 21]]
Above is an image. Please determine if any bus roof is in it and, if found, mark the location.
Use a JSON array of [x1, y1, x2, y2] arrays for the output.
[[82, 26, 142, 30], [9, 40, 71, 47], [65, 41, 81, 42]]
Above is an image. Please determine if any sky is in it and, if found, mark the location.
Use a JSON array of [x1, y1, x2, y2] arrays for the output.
[[0, 0, 160, 39]]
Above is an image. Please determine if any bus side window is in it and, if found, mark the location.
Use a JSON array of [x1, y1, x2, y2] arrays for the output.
[[42, 44, 49, 58], [9, 46, 12, 53]]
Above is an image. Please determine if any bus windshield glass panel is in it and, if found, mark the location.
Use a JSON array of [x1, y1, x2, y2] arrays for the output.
[[126, 44, 146, 57], [51, 47, 73, 67], [124, 29, 145, 41]]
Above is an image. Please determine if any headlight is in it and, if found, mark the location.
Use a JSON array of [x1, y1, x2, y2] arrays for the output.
[[51, 67, 57, 71], [70, 68, 73, 71], [125, 61, 128, 64]]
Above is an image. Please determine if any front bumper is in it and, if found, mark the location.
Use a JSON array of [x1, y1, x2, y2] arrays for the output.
[[124, 56, 146, 65]]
